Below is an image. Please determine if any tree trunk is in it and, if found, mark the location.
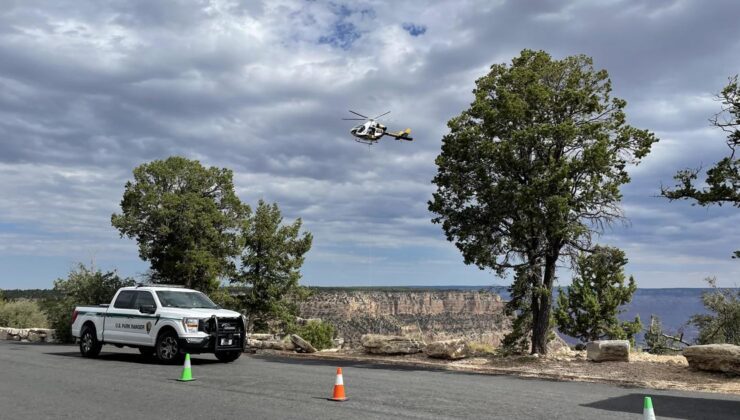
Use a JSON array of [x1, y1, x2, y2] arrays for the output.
[[531, 252, 558, 355]]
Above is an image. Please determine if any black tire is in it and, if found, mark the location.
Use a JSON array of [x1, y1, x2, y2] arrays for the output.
[[138, 347, 156, 359], [215, 350, 242, 363], [155, 330, 183, 364], [79, 325, 102, 358]]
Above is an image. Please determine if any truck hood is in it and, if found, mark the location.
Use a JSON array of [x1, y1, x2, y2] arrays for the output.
[[159, 308, 243, 319]]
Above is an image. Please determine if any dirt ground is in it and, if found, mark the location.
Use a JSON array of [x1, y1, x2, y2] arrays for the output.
[[265, 349, 740, 395]]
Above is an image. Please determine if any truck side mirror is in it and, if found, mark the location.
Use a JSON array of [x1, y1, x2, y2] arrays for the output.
[[139, 305, 156, 314]]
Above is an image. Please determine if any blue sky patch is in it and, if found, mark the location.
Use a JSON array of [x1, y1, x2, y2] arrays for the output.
[[402, 22, 427, 36], [319, 21, 361, 49], [317, 3, 376, 49]]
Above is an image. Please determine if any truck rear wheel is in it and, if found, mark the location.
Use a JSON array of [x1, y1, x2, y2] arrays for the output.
[[79, 325, 102, 358], [215, 351, 242, 363], [155, 330, 184, 364]]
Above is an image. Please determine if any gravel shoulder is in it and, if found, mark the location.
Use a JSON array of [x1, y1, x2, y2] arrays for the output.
[[261, 349, 740, 395]]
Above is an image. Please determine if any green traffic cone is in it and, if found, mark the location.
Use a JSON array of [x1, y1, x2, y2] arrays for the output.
[[178, 353, 195, 382], [643, 396, 655, 420]]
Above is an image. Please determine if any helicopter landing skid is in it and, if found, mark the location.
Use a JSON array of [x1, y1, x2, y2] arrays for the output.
[[354, 138, 377, 145]]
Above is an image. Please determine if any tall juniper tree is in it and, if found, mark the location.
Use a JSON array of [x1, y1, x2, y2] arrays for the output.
[[112, 157, 247, 293], [429, 50, 657, 354]]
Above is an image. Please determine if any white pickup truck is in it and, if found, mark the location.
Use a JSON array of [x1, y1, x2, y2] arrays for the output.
[[71, 285, 246, 363]]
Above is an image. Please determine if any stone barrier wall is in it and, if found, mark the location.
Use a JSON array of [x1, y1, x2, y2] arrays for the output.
[[0, 327, 59, 343]]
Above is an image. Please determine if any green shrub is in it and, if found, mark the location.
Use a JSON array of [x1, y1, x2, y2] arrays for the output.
[[209, 287, 242, 312], [0, 299, 49, 328], [643, 315, 685, 354], [43, 263, 135, 343], [44, 300, 75, 343], [691, 277, 740, 345], [294, 320, 335, 350]]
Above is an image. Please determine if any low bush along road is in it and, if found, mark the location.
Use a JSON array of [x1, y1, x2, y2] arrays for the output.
[[1, 341, 738, 419]]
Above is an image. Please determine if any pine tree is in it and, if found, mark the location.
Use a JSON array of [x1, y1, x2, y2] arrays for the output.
[[236, 200, 312, 332], [554, 246, 641, 343]]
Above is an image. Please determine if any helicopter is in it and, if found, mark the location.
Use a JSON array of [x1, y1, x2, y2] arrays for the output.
[[343, 110, 413, 145]]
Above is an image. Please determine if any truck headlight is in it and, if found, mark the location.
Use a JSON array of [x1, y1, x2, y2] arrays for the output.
[[183, 318, 200, 333]]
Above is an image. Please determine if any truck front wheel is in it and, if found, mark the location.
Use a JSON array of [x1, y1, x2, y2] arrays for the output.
[[79, 325, 102, 358], [155, 330, 184, 364], [215, 351, 242, 363]]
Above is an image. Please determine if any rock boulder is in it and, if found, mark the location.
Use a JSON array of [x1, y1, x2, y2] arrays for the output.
[[247, 334, 295, 351], [38, 329, 57, 343], [547, 334, 571, 354], [281, 337, 296, 351], [683, 344, 740, 375], [424, 339, 469, 359], [249, 333, 275, 341], [586, 340, 630, 362], [332, 338, 345, 349], [296, 317, 322, 326], [361, 334, 423, 355], [290, 334, 317, 353], [273, 340, 295, 351]]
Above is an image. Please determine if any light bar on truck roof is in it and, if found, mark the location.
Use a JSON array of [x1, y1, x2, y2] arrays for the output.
[[135, 283, 187, 288]]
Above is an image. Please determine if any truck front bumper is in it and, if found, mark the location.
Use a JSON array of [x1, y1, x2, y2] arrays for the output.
[[178, 333, 244, 354]]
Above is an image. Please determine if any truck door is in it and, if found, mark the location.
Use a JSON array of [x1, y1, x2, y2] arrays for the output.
[[130, 291, 158, 346], [104, 290, 137, 343]]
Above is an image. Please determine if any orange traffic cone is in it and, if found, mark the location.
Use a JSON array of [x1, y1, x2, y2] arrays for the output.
[[329, 367, 348, 401]]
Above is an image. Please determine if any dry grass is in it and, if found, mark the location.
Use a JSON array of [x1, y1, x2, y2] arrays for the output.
[[467, 341, 496, 356]]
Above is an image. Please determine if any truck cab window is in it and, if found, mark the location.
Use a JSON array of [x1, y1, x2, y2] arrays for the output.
[[134, 291, 156, 309], [113, 291, 137, 309]]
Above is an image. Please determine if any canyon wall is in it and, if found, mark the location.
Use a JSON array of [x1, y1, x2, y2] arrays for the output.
[[299, 290, 511, 347]]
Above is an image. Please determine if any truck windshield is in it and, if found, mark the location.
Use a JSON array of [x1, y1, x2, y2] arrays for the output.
[[155, 291, 219, 309]]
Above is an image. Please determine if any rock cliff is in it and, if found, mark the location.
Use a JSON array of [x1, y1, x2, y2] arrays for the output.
[[299, 290, 511, 347]]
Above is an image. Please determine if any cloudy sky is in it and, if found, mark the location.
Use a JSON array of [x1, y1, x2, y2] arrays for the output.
[[1, 0, 738, 289]]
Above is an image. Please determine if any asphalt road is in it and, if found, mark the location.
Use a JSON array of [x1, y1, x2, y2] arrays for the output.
[[1, 341, 738, 419]]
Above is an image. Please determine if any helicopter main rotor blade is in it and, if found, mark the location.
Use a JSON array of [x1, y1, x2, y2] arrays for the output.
[[373, 111, 391, 120], [342, 118, 366, 120], [349, 110, 369, 118]]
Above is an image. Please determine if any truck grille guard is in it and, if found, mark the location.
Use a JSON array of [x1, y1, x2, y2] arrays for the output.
[[199, 315, 245, 351]]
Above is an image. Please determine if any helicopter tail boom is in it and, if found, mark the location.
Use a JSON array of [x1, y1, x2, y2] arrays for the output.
[[385, 128, 413, 141]]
